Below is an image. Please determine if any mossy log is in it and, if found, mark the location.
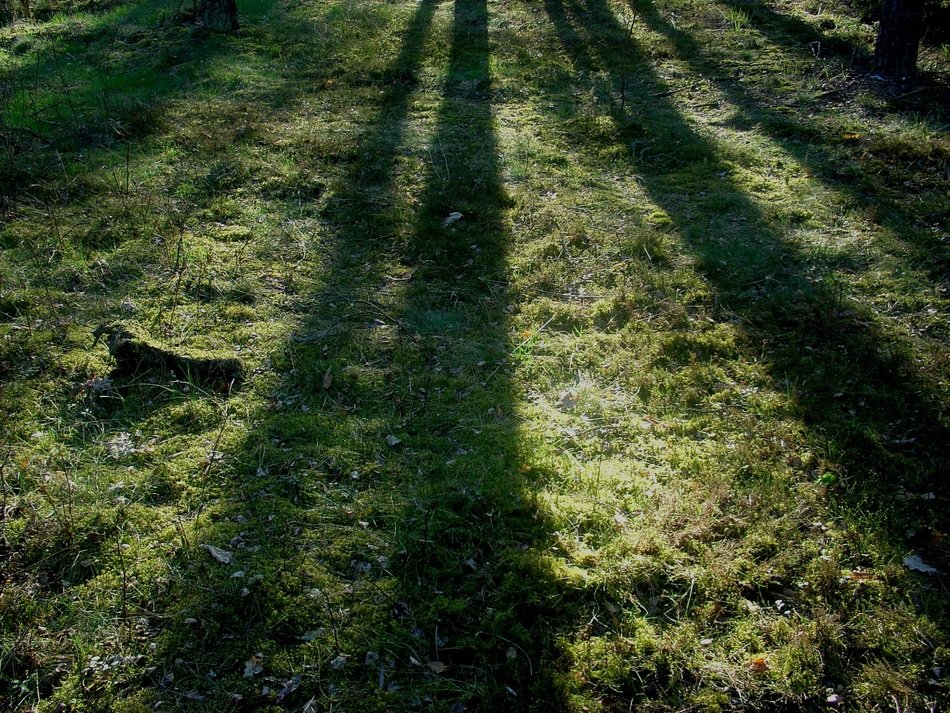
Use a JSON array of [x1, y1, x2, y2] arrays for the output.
[[93, 323, 243, 390]]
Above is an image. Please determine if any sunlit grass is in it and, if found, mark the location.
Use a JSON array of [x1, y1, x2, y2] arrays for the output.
[[1, 0, 948, 710]]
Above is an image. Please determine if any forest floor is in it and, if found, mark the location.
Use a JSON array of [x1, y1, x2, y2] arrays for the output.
[[1, 0, 948, 710]]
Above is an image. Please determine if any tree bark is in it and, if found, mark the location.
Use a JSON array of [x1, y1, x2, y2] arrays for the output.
[[874, 0, 925, 80], [1, 0, 14, 26], [198, 0, 239, 33]]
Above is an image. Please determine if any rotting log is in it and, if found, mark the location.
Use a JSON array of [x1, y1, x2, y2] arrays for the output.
[[93, 323, 243, 391]]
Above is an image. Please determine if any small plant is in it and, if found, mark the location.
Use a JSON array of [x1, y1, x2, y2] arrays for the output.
[[723, 6, 751, 32]]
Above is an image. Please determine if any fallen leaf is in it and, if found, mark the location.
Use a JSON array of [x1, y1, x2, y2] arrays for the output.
[[557, 390, 578, 411], [322, 368, 333, 390], [243, 654, 264, 678], [747, 656, 770, 673], [443, 211, 464, 227], [276, 675, 302, 702], [200, 544, 233, 564], [903, 554, 941, 574], [106, 432, 136, 459], [428, 660, 449, 674], [330, 654, 347, 670], [385, 434, 401, 447]]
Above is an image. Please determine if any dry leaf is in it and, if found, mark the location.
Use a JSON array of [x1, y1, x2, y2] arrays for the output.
[[106, 432, 136, 459], [385, 434, 401, 447], [903, 554, 941, 574], [243, 653, 264, 678], [557, 390, 578, 411], [747, 656, 769, 673], [322, 368, 333, 390], [276, 675, 302, 702], [200, 544, 233, 564], [428, 660, 449, 674]]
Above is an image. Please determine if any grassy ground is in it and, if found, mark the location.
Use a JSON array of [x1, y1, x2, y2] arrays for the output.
[[1, 0, 948, 710]]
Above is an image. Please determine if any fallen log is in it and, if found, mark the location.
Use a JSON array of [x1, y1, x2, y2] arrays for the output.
[[93, 323, 243, 391]]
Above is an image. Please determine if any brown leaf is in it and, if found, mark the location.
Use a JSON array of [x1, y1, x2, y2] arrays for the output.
[[747, 656, 769, 673], [428, 660, 449, 674], [557, 390, 578, 411], [243, 653, 264, 678], [200, 544, 233, 564]]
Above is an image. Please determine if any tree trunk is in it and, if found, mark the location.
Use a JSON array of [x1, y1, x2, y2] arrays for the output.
[[1, 0, 14, 26], [874, 0, 925, 80], [198, 0, 239, 33]]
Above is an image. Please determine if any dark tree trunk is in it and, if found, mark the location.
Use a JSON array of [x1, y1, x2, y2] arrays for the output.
[[1, 0, 29, 24], [874, 0, 925, 80], [198, 0, 239, 33], [1, 0, 14, 25]]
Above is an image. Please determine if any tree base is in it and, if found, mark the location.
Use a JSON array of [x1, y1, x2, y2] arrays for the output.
[[874, 0, 925, 80], [198, 0, 239, 33]]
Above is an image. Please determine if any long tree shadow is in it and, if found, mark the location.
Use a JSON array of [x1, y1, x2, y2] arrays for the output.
[[717, 0, 868, 65], [383, 0, 571, 706], [540, 0, 948, 696], [640, 0, 950, 283], [141, 0, 568, 710]]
